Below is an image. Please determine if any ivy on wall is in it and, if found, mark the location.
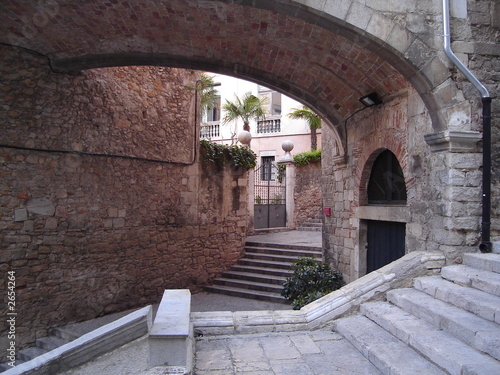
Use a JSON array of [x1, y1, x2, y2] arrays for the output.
[[293, 149, 321, 166], [200, 140, 257, 170]]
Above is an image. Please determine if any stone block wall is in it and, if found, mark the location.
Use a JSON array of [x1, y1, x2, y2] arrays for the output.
[[464, 0, 500, 239], [322, 87, 486, 282], [293, 162, 322, 227], [0, 46, 250, 356]]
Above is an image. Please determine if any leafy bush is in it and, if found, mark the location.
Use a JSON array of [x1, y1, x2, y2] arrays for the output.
[[293, 149, 321, 166], [282, 258, 345, 310], [200, 140, 257, 170]]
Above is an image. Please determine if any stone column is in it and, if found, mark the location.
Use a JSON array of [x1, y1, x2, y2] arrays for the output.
[[424, 130, 483, 262], [279, 140, 296, 229]]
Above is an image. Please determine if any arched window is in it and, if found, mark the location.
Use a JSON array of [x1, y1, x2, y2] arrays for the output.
[[368, 150, 407, 205]]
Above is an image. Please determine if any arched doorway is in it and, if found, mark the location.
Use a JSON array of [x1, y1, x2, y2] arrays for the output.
[[364, 150, 408, 273]]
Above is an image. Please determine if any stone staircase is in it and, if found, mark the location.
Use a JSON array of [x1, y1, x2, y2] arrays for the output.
[[0, 330, 72, 372], [297, 217, 323, 232], [205, 239, 323, 303], [0, 309, 136, 372], [332, 253, 500, 374]]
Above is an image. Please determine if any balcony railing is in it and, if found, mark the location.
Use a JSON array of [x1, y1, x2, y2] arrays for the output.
[[257, 118, 281, 134], [200, 122, 220, 139]]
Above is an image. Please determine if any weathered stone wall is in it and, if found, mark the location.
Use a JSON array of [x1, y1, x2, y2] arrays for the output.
[[0, 46, 249, 356], [293, 162, 322, 227], [322, 87, 486, 282], [322, 1, 499, 282], [460, 0, 500, 239]]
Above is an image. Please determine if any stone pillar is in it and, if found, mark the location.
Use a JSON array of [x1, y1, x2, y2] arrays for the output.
[[283, 162, 296, 229], [279, 140, 295, 229], [425, 130, 483, 262], [248, 168, 255, 232]]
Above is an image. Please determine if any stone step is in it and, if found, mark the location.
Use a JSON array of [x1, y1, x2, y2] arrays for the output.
[[333, 315, 446, 375], [301, 221, 322, 227], [51, 326, 83, 341], [493, 242, 500, 254], [414, 276, 500, 324], [244, 245, 321, 258], [244, 251, 306, 263], [231, 264, 293, 278], [204, 285, 288, 304], [387, 288, 500, 360], [213, 277, 284, 294], [245, 241, 322, 252], [297, 226, 322, 232], [36, 336, 69, 351], [463, 253, 500, 273], [308, 218, 322, 223], [17, 346, 48, 362], [361, 301, 500, 374], [0, 360, 24, 372], [441, 264, 500, 296], [221, 270, 287, 285], [237, 257, 295, 270]]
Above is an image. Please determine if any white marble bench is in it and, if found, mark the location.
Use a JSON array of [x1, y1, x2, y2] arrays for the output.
[[149, 289, 194, 370]]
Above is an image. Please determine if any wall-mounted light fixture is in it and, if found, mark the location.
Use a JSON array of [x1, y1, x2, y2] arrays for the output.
[[359, 93, 382, 107]]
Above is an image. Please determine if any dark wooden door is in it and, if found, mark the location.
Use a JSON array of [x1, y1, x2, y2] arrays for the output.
[[367, 220, 405, 273]]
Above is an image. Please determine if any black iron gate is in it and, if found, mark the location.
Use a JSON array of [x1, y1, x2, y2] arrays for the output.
[[254, 161, 286, 229]]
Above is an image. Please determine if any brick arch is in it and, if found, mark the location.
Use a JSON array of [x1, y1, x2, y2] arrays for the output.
[[358, 145, 409, 207], [1, 0, 455, 144]]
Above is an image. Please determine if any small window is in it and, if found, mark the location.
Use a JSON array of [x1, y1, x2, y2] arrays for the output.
[[205, 96, 221, 122], [368, 150, 407, 205], [261, 156, 275, 181], [258, 86, 281, 116]]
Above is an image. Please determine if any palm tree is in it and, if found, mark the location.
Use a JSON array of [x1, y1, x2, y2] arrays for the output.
[[222, 92, 268, 135], [287, 105, 321, 150], [198, 73, 219, 119]]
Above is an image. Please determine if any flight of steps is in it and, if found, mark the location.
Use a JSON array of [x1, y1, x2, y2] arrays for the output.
[[297, 217, 323, 232], [205, 239, 323, 303], [0, 309, 134, 372], [332, 253, 500, 374], [0, 326, 77, 372]]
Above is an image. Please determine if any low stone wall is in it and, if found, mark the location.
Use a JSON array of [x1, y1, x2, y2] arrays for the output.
[[293, 162, 322, 227], [0, 45, 250, 358]]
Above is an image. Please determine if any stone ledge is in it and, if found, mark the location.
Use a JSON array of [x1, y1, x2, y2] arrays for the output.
[[192, 252, 446, 335], [493, 242, 500, 254], [149, 290, 194, 370], [355, 205, 410, 223], [3, 306, 152, 375], [424, 131, 482, 153]]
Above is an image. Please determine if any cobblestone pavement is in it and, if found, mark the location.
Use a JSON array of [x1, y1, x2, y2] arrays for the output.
[[194, 330, 382, 375]]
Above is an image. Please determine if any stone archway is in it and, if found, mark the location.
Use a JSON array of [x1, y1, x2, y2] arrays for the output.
[[0, 0, 470, 148], [0, 0, 497, 349]]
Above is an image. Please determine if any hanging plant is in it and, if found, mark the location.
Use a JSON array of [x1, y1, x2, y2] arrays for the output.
[[200, 140, 257, 170]]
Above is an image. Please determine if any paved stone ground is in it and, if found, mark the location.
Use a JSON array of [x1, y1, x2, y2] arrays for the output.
[[60, 330, 382, 375], [194, 331, 381, 375]]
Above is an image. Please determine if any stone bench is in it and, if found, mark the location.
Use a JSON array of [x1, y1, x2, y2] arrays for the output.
[[149, 289, 194, 370]]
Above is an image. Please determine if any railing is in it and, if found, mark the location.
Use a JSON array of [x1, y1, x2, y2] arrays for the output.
[[200, 122, 220, 139], [257, 118, 281, 134]]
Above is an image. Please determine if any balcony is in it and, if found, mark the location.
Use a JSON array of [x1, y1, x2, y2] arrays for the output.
[[257, 118, 281, 134], [200, 122, 220, 139]]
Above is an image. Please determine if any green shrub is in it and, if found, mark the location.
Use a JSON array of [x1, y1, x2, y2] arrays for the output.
[[200, 140, 257, 170], [281, 258, 345, 310], [293, 149, 321, 166]]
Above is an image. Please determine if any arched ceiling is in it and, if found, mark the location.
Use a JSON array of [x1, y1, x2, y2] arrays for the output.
[[0, 0, 428, 136]]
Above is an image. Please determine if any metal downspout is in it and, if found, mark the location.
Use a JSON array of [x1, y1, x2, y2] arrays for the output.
[[442, 0, 492, 252]]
